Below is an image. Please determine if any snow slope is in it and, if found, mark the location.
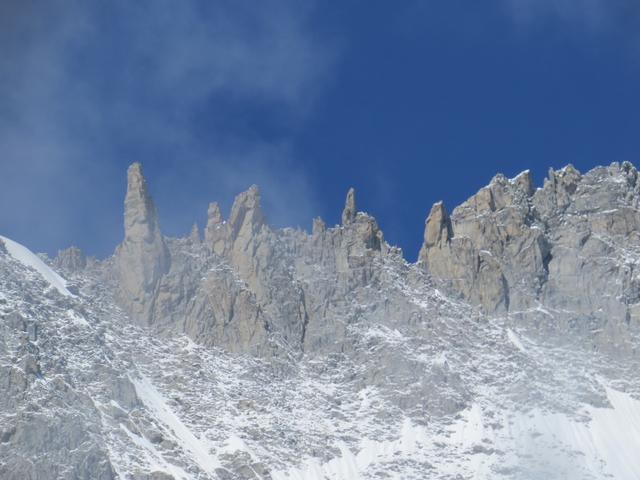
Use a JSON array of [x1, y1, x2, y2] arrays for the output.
[[272, 386, 640, 480], [2, 210, 640, 479], [130, 375, 221, 476], [0, 235, 73, 296]]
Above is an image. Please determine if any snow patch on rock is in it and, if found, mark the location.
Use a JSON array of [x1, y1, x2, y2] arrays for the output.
[[130, 374, 221, 475], [0, 235, 73, 297]]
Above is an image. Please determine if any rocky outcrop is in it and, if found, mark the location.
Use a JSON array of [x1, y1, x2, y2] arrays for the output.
[[109, 177, 274, 354], [5, 160, 640, 479], [421, 202, 452, 251], [534, 164, 581, 218], [113, 171, 396, 355], [227, 185, 266, 280], [149, 242, 270, 354], [204, 201, 227, 255], [312, 217, 326, 237], [530, 163, 640, 350], [114, 163, 169, 324], [229, 186, 265, 239], [188, 223, 200, 244], [419, 163, 640, 353], [54, 246, 87, 272], [106, 161, 640, 357], [341, 187, 356, 225], [418, 171, 539, 313]]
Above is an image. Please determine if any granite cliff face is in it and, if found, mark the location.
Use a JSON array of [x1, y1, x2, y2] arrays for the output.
[[419, 162, 640, 355], [115, 163, 170, 323], [113, 167, 393, 357], [113, 161, 639, 359], [1, 162, 640, 479]]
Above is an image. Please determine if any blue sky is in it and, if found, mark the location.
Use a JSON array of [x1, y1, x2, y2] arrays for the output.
[[1, 0, 639, 260]]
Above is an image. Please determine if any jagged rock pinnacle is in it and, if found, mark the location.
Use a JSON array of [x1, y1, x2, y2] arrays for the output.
[[229, 185, 265, 240], [207, 202, 223, 226], [123, 163, 161, 243], [189, 223, 200, 244], [312, 217, 326, 236], [418, 201, 456, 282], [205, 202, 222, 242], [513, 170, 534, 196], [54, 246, 87, 272], [3, 161, 640, 479], [422, 202, 452, 250], [341, 188, 356, 225], [204, 202, 228, 255], [115, 162, 169, 323]]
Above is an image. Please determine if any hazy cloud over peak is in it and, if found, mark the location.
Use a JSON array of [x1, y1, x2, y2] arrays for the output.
[[2, 1, 639, 261], [0, 0, 335, 257]]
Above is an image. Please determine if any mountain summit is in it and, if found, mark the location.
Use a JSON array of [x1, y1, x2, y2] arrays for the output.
[[1, 162, 639, 479]]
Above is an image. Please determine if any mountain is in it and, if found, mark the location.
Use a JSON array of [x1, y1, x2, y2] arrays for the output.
[[1, 162, 639, 480]]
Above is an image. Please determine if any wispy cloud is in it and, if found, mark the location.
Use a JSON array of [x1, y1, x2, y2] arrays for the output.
[[0, 0, 335, 256]]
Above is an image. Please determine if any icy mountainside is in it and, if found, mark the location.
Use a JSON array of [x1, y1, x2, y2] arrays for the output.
[[0, 235, 73, 297], [1, 161, 640, 479]]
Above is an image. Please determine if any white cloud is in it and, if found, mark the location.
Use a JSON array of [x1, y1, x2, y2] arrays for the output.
[[0, 0, 335, 256]]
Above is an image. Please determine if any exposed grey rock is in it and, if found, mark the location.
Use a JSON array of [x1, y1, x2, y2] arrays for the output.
[[55, 246, 87, 272], [419, 163, 640, 354], [421, 201, 452, 250], [0, 413, 115, 480], [419, 169, 552, 313], [204, 201, 228, 255], [206, 201, 223, 229], [341, 187, 356, 225], [6, 311, 26, 331], [2, 161, 639, 480], [0, 238, 6, 254], [114, 163, 170, 324], [26, 322, 38, 342], [189, 223, 200, 244], [112, 181, 273, 355], [312, 217, 326, 236], [228, 185, 265, 241]]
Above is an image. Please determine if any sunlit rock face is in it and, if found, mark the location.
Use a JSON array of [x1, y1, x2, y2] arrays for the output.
[[110, 161, 639, 357], [1, 162, 639, 479], [419, 162, 640, 355], [114, 162, 169, 324], [419, 170, 542, 314], [54, 246, 87, 272]]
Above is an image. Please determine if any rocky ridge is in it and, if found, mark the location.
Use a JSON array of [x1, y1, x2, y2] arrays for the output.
[[0, 161, 639, 479], [419, 162, 640, 355]]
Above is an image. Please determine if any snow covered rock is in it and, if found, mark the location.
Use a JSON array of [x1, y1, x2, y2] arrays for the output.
[[0, 235, 73, 297], [2, 161, 640, 479]]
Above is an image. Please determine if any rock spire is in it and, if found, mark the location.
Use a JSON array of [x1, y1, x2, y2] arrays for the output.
[[421, 202, 452, 251], [115, 162, 169, 322], [229, 185, 265, 241], [54, 246, 87, 272], [341, 187, 356, 225], [189, 223, 200, 244]]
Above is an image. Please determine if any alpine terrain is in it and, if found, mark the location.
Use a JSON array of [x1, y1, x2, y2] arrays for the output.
[[1, 161, 640, 480]]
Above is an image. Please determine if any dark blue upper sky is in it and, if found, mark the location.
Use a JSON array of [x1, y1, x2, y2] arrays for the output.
[[1, 0, 640, 260]]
